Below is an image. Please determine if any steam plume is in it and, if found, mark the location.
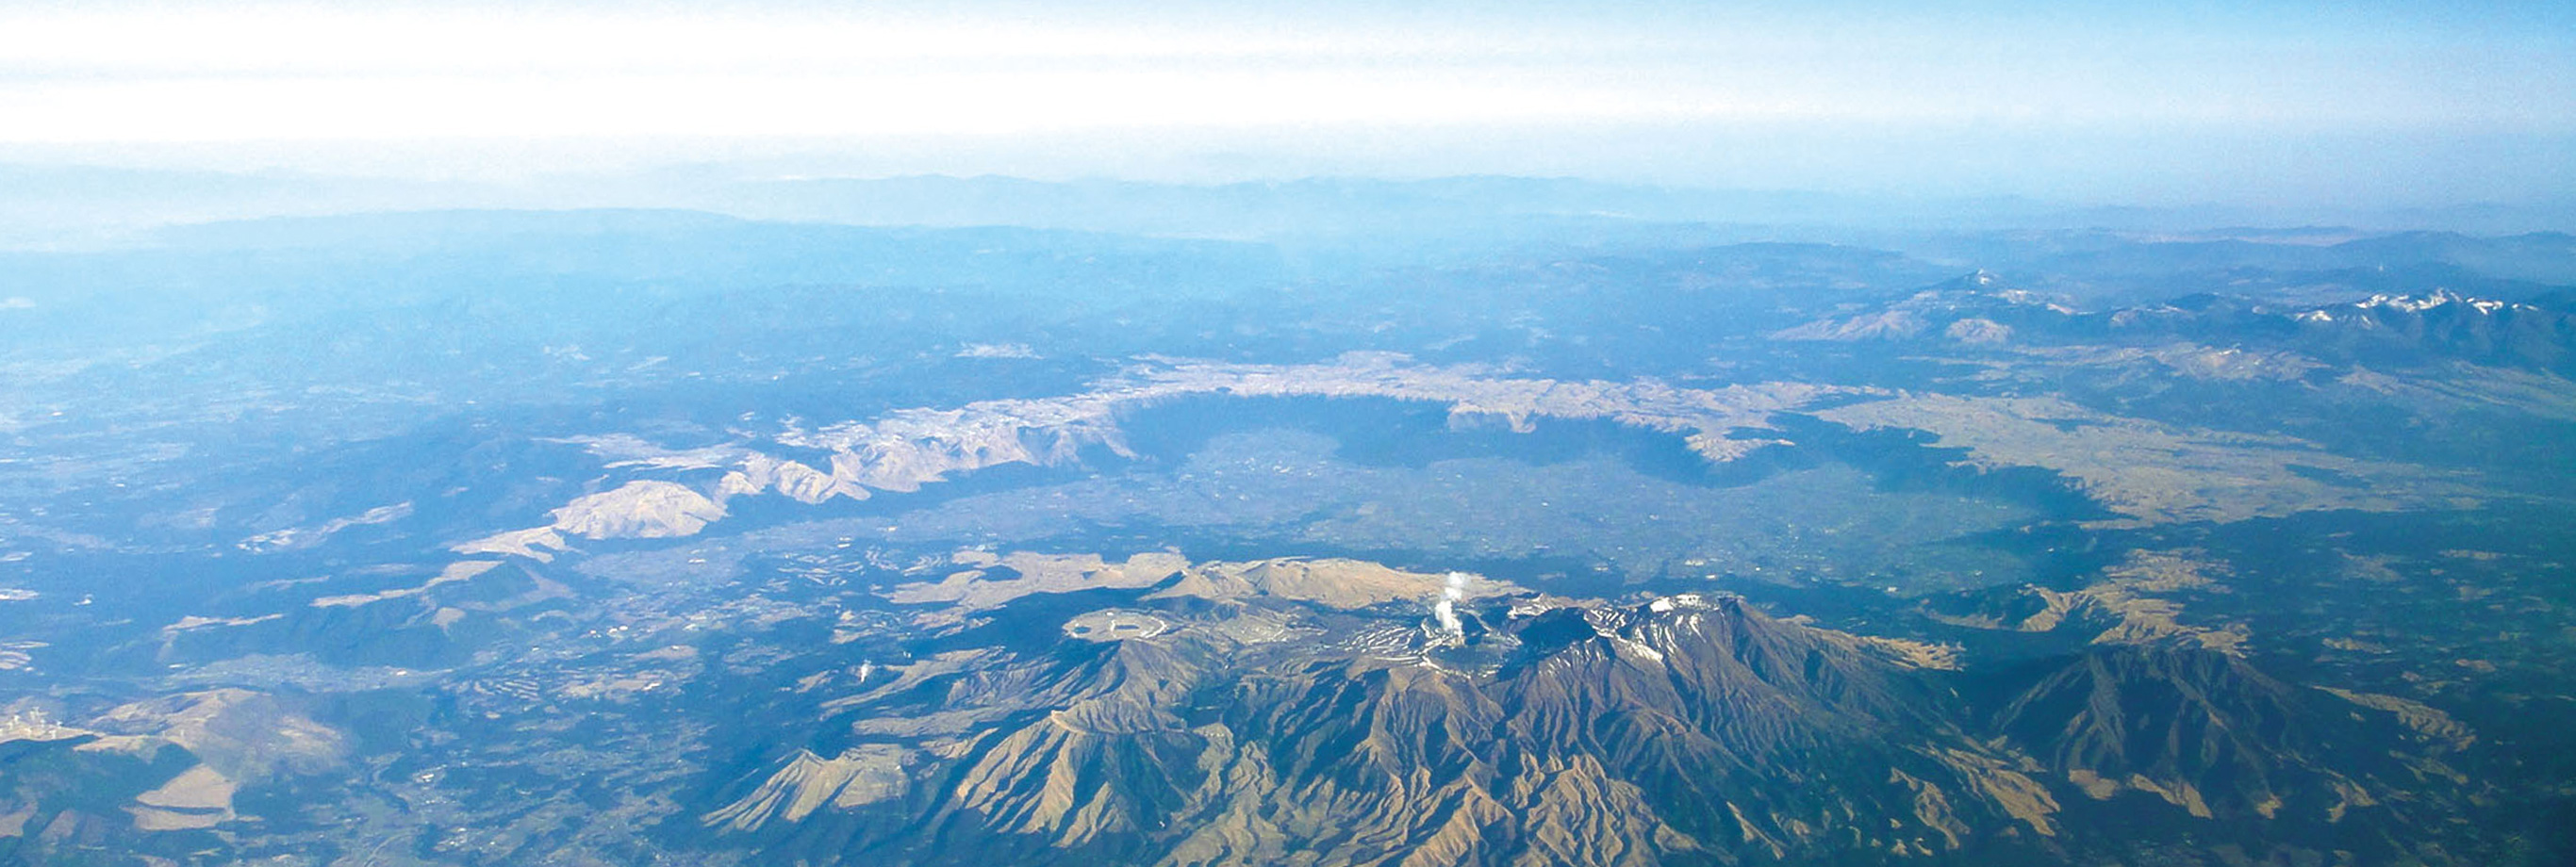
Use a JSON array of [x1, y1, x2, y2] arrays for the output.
[[1433, 571, 1468, 637]]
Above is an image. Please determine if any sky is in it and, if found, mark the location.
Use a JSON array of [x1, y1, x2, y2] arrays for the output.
[[0, 0, 2570, 208]]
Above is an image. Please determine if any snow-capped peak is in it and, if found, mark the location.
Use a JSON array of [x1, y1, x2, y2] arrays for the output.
[[2352, 289, 2514, 315]]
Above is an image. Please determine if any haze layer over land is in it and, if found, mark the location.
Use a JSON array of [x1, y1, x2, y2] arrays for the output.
[[2, 0, 2570, 234]]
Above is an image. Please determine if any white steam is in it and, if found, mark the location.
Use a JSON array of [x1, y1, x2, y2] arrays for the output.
[[1432, 571, 1469, 637]]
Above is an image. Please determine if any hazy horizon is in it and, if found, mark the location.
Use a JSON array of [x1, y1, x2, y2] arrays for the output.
[[4, 0, 2571, 219]]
